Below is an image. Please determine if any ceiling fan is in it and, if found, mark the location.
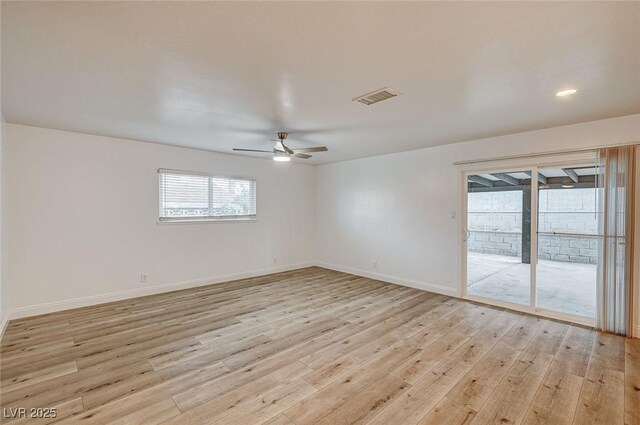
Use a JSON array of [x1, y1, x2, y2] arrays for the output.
[[233, 132, 328, 162]]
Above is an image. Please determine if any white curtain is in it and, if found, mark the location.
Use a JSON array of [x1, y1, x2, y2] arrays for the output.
[[596, 146, 636, 336]]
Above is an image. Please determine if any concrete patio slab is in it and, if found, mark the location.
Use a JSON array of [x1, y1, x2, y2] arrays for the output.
[[467, 252, 596, 318]]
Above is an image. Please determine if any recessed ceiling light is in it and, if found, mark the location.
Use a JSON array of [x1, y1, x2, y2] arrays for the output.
[[556, 89, 577, 97]]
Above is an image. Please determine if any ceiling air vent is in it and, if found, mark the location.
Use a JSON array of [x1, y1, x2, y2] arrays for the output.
[[353, 87, 399, 106]]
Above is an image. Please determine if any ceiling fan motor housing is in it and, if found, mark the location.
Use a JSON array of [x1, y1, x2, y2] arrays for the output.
[[277, 132, 288, 141]]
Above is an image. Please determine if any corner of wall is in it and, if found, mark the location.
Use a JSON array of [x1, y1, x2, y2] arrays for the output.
[[314, 260, 459, 298]]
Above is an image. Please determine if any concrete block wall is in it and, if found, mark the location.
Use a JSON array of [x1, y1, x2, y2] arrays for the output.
[[468, 212, 521, 233], [468, 230, 521, 256], [538, 213, 597, 234], [469, 231, 598, 264], [539, 187, 597, 234], [537, 234, 598, 264], [468, 188, 598, 264]]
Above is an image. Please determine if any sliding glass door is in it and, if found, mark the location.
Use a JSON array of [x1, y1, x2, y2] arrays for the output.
[[463, 163, 597, 324], [535, 165, 597, 319], [465, 169, 534, 306]]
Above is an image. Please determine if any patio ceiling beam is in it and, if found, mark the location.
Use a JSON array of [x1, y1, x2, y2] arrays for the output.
[[468, 175, 494, 187], [561, 168, 579, 183], [491, 173, 521, 186], [524, 171, 547, 184], [470, 181, 595, 192]]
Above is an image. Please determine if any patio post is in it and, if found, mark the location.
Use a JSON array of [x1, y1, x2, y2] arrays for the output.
[[522, 183, 531, 264]]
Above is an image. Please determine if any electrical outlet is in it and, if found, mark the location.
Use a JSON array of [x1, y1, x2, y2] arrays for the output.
[[373, 261, 378, 270], [273, 257, 278, 265], [140, 274, 147, 283]]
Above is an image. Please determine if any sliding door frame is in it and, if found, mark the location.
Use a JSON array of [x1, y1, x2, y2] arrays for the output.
[[459, 155, 597, 327]]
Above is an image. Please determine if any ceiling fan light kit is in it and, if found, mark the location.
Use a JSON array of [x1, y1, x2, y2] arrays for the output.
[[233, 132, 328, 161], [273, 151, 291, 162]]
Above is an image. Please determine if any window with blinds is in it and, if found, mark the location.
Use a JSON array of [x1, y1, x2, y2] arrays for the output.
[[159, 169, 256, 222]]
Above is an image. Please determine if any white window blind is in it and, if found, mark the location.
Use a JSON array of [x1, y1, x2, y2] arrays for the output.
[[159, 169, 256, 222]]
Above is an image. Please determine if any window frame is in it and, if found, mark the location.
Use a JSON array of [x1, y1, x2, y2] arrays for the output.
[[157, 168, 257, 225]]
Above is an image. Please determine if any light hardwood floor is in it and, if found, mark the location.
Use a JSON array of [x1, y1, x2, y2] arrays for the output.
[[0, 267, 638, 424]]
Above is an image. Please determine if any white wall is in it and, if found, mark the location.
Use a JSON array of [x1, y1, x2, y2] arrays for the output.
[[315, 114, 640, 331], [4, 124, 315, 317], [0, 121, 6, 334]]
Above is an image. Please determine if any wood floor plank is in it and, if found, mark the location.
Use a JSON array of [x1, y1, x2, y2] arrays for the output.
[[468, 349, 554, 425], [574, 368, 625, 425], [0, 361, 78, 395], [302, 302, 480, 390], [313, 373, 411, 425], [625, 338, 640, 425], [170, 341, 325, 412], [417, 396, 476, 425], [262, 414, 295, 425], [444, 322, 527, 411], [149, 334, 272, 370], [447, 340, 522, 412], [161, 362, 312, 424], [0, 267, 632, 425], [212, 379, 317, 425], [390, 306, 502, 385], [521, 325, 595, 425], [299, 317, 405, 369], [106, 399, 181, 425], [301, 324, 415, 389], [1, 360, 155, 412], [552, 325, 595, 378], [284, 344, 420, 425], [521, 364, 583, 425], [466, 318, 567, 425], [574, 332, 626, 425], [366, 310, 521, 425]]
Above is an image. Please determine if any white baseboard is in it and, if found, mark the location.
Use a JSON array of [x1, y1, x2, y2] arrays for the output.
[[8, 261, 315, 321], [314, 261, 459, 297]]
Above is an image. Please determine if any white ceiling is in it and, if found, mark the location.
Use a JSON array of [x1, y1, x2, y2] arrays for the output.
[[2, 2, 639, 164]]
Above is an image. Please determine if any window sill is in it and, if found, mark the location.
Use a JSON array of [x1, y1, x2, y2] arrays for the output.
[[157, 218, 257, 226]]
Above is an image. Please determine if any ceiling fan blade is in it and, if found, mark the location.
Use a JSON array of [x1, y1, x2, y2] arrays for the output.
[[233, 148, 273, 153], [281, 143, 294, 154], [292, 153, 312, 159], [291, 146, 328, 153]]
